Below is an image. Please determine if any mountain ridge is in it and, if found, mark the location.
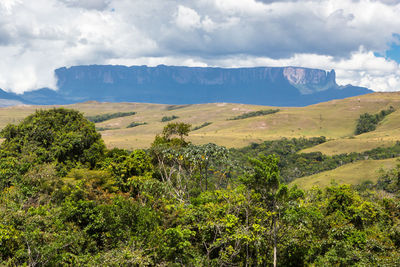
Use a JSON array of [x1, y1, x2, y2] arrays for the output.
[[0, 65, 372, 106]]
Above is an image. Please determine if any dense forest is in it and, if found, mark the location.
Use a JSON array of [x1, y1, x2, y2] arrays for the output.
[[0, 109, 399, 266]]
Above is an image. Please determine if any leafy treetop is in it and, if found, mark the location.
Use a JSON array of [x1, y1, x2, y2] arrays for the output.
[[0, 108, 105, 171]]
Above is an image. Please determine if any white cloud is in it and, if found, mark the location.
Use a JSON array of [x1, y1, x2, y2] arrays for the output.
[[201, 50, 400, 91], [175, 6, 201, 30], [0, 0, 399, 93]]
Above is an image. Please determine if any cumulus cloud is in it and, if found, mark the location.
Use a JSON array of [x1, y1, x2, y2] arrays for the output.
[[201, 49, 400, 91], [0, 0, 399, 93]]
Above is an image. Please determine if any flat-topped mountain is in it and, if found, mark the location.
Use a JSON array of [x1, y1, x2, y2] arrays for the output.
[[0, 65, 372, 106]]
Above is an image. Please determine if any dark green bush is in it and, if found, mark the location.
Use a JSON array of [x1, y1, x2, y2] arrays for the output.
[[161, 115, 179, 122], [355, 106, 395, 135], [192, 122, 212, 131], [228, 109, 280, 120], [126, 122, 147, 128], [86, 112, 136, 123]]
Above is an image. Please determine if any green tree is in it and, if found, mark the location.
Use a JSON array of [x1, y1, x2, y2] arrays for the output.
[[243, 154, 288, 267], [0, 108, 105, 174]]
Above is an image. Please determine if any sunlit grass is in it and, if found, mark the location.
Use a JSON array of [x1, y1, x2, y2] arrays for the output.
[[291, 158, 399, 190]]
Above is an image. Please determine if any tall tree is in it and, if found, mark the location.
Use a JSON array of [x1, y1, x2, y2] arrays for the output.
[[244, 154, 288, 267]]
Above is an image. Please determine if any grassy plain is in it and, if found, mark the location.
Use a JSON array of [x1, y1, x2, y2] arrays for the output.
[[291, 158, 399, 190], [1, 92, 400, 151]]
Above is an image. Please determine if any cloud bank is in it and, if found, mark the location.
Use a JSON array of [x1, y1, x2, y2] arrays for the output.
[[0, 0, 399, 93]]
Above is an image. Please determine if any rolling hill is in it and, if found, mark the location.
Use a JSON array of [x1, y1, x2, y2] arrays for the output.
[[2, 91, 400, 189], [0, 92, 400, 152], [291, 158, 399, 189]]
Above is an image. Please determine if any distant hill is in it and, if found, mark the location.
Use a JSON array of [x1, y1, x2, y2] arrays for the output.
[[1, 92, 400, 151], [1, 65, 372, 106]]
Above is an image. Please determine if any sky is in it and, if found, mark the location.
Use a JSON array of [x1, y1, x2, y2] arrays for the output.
[[0, 0, 400, 94]]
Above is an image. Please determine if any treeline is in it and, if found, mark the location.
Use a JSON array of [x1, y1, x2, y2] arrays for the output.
[[355, 106, 395, 135], [86, 111, 136, 123], [233, 137, 400, 182], [0, 109, 399, 266], [228, 109, 280, 120], [126, 122, 147, 128], [161, 115, 179, 122], [192, 122, 212, 131]]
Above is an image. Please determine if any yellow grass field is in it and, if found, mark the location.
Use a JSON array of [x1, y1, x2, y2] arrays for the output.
[[291, 158, 399, 190]]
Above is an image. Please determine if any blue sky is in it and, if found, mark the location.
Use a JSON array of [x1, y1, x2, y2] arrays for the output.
[[387, 44, 400, 63], [0, 0, 400, 93]]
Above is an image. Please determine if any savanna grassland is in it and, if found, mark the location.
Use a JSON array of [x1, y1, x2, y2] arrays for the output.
[[2, 92, 400, 190], [1, 92, 400, 151]]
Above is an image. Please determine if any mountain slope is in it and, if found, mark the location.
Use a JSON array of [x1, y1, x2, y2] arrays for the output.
[[2, 65, 372, 106]]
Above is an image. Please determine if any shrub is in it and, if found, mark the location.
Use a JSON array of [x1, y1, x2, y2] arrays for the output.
[[86, 112, 136, 123], [228, 109, 280, 120], [161, 115, 179, 122]]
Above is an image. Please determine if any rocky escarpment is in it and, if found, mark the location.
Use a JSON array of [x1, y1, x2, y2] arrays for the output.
[[283, 67, 337, 94], [3, 65, 372, 106]]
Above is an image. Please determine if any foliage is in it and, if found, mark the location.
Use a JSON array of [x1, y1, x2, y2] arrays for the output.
[[165, 104, 192, 111], [95, 127, 117, 131], [152, 122, 192, 148], [126, 122, 147, 128], [192, 122, 212, 131], [161, 115, 179, 122], [233, 137, 400, 183], [0, 108, 105, 176], [86, 111, 136, 123], [228, 109, 280, 120], [0, 109, 399, 266], [355, 106, 395, 135], [376, 161, 400, 194]]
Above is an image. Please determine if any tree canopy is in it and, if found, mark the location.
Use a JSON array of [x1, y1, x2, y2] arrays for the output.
[[0, 109, 399, 266]]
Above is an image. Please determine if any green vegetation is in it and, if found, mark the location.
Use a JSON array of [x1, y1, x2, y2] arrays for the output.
[[191, 121, 212, 131], [161, 115, 179, 122], [165, 104, 192, 111], [292, 158, 399, 189], [228, 109, 280, 120], [96, 127, 118, 131], [355, 106, 395, 135], [86, 111, 136, 123], [376, 161, 400, 194], [126, 122, 147, 128], [0, 108, 105, 177], [0, 109, 399, 265], [233, 137, 400, 183]]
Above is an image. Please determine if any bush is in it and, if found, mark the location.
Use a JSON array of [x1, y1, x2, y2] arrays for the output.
[[355, 106, 395, 135], [86, 112, 136, 123], [192, 122, 212, 131], [161, 115, 179, 122], [126, 122, 147, 128], [228, 109, 280, 120]]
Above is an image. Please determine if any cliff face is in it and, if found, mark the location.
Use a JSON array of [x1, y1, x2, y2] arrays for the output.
[[55, 65, 335, 91], [5, 65, 372, 106], [283, 67, 337, 94]]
